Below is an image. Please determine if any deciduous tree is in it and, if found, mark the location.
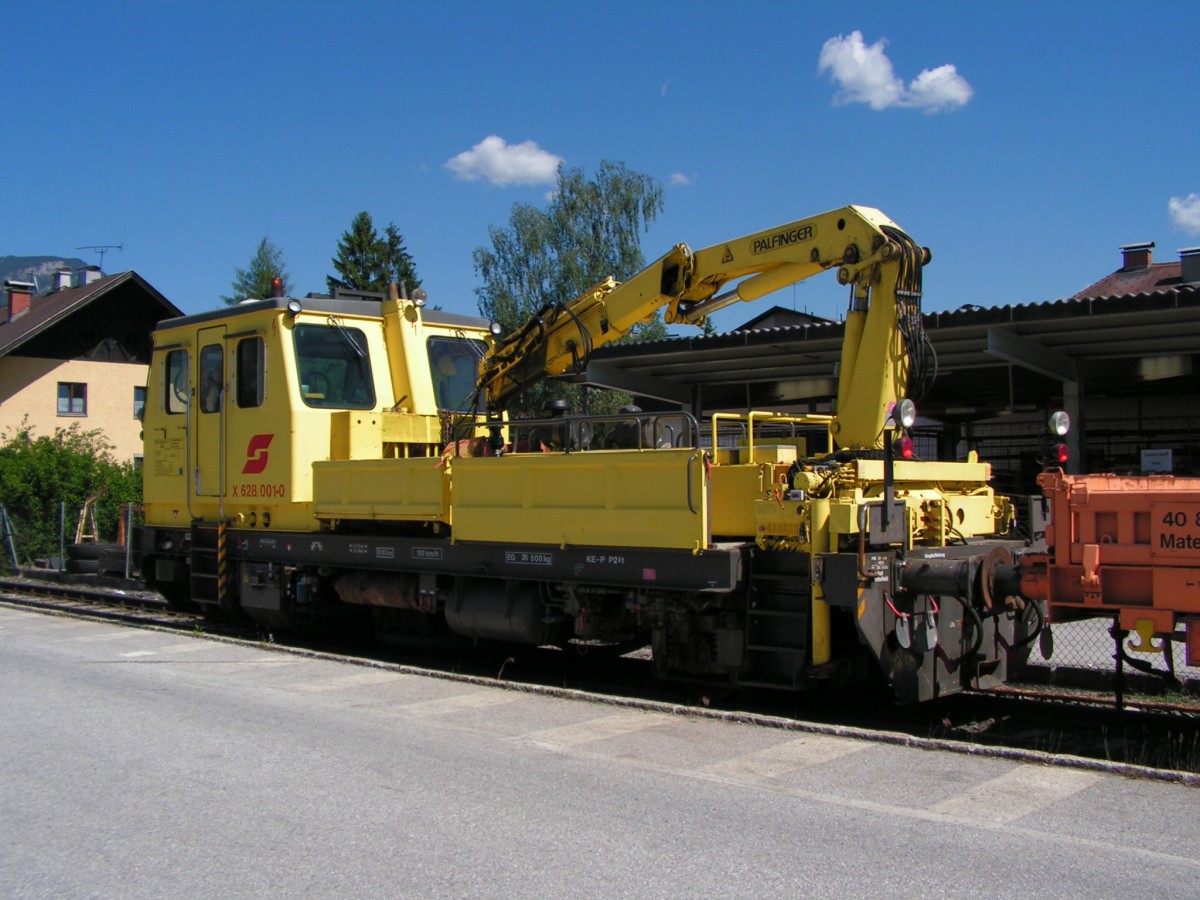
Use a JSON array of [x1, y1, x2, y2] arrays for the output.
[[0, 421, 141, 568], [472, 161, 666, 415]]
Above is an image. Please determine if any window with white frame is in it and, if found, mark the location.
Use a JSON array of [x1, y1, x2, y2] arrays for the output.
[[57, 382, 87, 416]]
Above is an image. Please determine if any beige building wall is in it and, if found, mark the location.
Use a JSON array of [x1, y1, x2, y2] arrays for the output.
[[0, 356, 147, 462]]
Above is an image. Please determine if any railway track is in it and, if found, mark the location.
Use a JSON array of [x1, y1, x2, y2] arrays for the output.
[[3, 573, 1198, 784]]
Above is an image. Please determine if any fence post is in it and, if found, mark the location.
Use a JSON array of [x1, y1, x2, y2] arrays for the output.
[[1, 505, 19, 569], [59, 502, 66, 573], [124, 504, 134, 580]]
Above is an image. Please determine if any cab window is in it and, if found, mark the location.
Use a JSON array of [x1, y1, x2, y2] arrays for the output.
[[236, 337, 265, 409], [199, 345, 223, 414], [166, 349, 189, 414], [427, 336, 486, 411], [294, 323, 375, 409]]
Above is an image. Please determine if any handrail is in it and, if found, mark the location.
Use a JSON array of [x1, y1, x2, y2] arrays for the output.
[[709, 411, 835, 460], [450, 409, 701, 456], [686, 450, 707, 515]]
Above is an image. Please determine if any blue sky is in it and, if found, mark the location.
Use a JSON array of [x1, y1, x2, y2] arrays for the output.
[[6, 1, 1199, 332]]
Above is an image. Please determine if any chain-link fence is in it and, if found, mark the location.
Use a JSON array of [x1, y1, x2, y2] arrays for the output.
[[0, 499, 143, 580], [1017, 615, 1199, 697]]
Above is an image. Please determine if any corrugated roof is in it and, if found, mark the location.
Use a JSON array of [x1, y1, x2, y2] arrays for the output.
[[592, 285, 1200, 357], [581, 284, 1200, 415], [1070, 261, 1182, 300]]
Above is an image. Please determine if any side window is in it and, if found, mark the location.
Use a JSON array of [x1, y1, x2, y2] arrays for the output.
[[199, 344, 223, 414], [166, 349, 189, 414], [236, 337, 265, 409], [427, 336, 486, 411], [133, 385, 146, 420]]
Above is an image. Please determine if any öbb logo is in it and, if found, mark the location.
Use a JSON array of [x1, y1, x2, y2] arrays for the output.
[[242, 434, 275, 475]]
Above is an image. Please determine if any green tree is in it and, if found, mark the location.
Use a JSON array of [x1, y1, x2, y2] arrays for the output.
[[328, 211, 384, 294], [222, 236, 291, 305], [472, 161, 666, 416], [327, 212, 421, 295], [0, 421, 141, 568], [382, 223, 421, 295]]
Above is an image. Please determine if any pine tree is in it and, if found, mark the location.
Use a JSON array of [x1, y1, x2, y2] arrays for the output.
[[328, 211, 386, 294], [222, 237, 291, 305], [381, 223, 421, 295]]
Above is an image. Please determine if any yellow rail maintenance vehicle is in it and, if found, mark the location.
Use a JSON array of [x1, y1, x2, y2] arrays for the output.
[[142, 206, 1042, 703]]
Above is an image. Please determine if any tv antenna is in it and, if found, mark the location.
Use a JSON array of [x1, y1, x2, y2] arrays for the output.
[[76, 243, 123, 271]]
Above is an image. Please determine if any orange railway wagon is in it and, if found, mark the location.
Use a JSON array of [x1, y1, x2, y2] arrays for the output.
[[1020, 469, 1200, 667]]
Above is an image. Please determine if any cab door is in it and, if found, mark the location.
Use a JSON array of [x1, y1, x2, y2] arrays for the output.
[[193, 326, 226, 498]]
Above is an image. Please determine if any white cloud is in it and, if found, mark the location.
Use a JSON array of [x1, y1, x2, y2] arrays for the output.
[[669, 172, 693, 187], [817, 31, 904, 111], [1169, 193, 1200, 236], [907, 63, 973, 112], [817, 31, 972, 113], [445, 135, 562, 187], [660, 78, 670, 98]]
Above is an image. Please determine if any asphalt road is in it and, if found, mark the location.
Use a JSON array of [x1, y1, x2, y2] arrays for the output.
[[2, 604, 1198, 898]]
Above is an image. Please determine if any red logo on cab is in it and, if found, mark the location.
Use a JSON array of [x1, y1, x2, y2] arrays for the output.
[[242, 434, 274, 475]]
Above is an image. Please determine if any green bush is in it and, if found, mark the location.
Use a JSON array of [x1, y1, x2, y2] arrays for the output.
[[0, 420, 142, 568]]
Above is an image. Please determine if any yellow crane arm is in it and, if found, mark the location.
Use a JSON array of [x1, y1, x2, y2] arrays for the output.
[[476, 204, 930, 450]]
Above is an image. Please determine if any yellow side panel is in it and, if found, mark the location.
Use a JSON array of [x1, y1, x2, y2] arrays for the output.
[[854, 459, 992, 484], [380, 412, 443, 445], [451, 449, 708, 550], [829, 500, 860, 536], [313, 458, 449, 522], [709, 465, 767, 538], [329, 412, 383, 460]]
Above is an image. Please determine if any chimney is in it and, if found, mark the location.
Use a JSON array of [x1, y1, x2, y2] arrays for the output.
[[54, 267, 73, 291], [81, 266, 103, 285], [1120, 241, 1154, 270], [4, 280, 35, 323], [1182, 247, 1200, 286]]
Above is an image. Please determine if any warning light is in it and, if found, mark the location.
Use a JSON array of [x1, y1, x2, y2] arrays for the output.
[[1053, 442, 1069, 464], [271, 277, 284, 298], [894, 434, 915, 460]]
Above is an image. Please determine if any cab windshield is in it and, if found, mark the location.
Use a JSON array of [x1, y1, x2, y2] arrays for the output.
[[294, 322, 376, 409]]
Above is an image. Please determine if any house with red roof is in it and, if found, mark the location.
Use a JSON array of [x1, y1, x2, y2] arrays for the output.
[[1, 269, 182, 463]]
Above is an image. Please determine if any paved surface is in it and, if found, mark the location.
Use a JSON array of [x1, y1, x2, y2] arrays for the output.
[[2, 604, 1198, 898]]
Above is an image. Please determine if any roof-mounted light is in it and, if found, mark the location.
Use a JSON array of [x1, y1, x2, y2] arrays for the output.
[[887, 398, 916, 430], [286, 299, 302, 317], [412, 288, 427, 308], [1048, 410, 1070, 436]]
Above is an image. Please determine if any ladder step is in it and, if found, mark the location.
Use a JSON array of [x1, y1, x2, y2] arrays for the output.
[[737, 678, 801, 689], [746, 644, 804, 653]]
